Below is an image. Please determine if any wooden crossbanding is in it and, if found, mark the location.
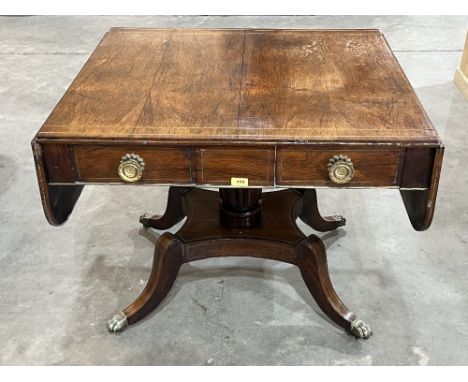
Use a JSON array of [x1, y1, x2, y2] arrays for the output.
[[38, 28, 439, 144]]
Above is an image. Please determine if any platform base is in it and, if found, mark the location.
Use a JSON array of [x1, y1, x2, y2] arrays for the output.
[[108, 187, 372, 340]]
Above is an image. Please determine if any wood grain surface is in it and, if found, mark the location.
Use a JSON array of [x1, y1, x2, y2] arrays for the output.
[[74, 146, 193, 182], [277, 148, 403, 186], [37, 28, 440, 144], [195, 147, 274, 185]]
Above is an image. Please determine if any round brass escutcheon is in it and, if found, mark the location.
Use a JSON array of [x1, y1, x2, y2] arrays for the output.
[[118, 153, 145, 183], [327, 155, 354, 184]]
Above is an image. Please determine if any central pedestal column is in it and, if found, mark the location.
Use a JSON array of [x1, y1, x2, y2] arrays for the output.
[[219, 188, 262, 228]]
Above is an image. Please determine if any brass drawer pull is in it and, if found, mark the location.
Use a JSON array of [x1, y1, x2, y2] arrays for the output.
[[118, 153, 145, 182], [327, 155, 354, 184]]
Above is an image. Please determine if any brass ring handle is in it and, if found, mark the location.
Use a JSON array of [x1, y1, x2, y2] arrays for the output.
[[327, 155, 354, 184], [118, 153, 145, 183]]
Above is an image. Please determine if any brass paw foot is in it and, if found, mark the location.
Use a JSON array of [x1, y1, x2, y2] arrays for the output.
[[350, 318, 373, 339], [140, 212, 151, 220], [139, 212, 151, 228], [107, 312, 128, 333], [330, 215, 346, 227], [139, 212, 156, 228]]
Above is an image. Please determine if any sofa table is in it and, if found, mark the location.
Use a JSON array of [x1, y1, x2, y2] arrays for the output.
[[32, 28, 444, 340]]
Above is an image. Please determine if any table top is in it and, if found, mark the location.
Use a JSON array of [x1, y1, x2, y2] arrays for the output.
[[37, 28, 439, 145]]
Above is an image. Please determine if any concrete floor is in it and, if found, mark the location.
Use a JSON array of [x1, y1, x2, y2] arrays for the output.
[[0, 16, 468, 365]]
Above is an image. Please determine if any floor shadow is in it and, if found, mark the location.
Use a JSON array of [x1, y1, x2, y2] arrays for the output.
[[0, 153, 17, 196]]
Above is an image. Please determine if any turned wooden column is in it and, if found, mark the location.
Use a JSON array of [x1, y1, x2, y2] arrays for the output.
[[219, 188, 262, 228]]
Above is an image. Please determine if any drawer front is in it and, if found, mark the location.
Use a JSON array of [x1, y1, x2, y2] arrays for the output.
[[277, 148, 403, 187], [74, 146, 193, 183], [196, 148, 274, 186]]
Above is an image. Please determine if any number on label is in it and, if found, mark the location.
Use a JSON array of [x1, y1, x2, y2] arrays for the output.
[[230, 177, 249, 187]]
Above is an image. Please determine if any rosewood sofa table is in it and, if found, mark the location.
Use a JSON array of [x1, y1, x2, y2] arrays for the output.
[[32, 28, 443, 340]]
